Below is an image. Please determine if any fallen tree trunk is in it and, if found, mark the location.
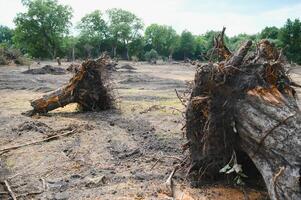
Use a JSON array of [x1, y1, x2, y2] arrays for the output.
[[25, 57, 113, 116], [186, 32, 301, 200]]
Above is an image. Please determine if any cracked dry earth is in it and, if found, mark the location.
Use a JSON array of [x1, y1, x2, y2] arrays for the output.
[[1, 61, 299, 200]]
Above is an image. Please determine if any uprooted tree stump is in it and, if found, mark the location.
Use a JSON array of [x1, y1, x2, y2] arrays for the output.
[[186, 31, 300, 200], [25, 56, 113, 116]]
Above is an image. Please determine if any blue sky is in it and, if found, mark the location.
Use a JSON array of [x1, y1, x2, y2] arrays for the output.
[[0, 0, 300, 36]]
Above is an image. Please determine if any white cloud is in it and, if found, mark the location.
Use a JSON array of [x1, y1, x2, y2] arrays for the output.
[[0, 0, 25, 27], [0, 0, 300, 36]]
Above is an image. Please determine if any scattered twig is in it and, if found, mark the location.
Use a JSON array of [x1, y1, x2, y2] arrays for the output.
[[163, 165, 179, 197], [140, 105, 183, 115], [4, 180, 17, 200], [0, 130, 76, 153], [151, 158, 161, 170], [17, 190, 44, 198], [40, 178, 47, 191], [175, 89, 187, 107], [151, 155, 183, 170]]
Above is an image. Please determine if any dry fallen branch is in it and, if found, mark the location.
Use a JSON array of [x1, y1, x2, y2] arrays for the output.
[[159, 165, 179, 197], [175, 89, 187, 107], [0, 130, 76, 153], [4, 180, 17, 200]]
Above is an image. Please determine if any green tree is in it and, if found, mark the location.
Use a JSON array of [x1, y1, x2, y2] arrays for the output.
[[0, 25, 13, 44], [179, 30, 195, 59], [61, 36, 77, 61], [260, 26, 279, 39], [194, 35, 207, 60], [279, 19, 301, 64], [77, 10, 108, 57], [144, 49, 159, 63], [107, 8, 143, 59], [145, 24, 179, 58], [128, 35, 145, 60], [228, 33, 259, 51], [13, 0, 72, 58]]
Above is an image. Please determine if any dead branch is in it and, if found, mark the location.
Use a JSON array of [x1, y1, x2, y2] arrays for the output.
[[161, 165, 179, 197], [4, 180, 17, 200], [175, 89, 187, 107], [0, 130, 76, 153]]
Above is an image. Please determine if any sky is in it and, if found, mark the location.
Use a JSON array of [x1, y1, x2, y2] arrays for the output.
[[0, 0, 300, 36]]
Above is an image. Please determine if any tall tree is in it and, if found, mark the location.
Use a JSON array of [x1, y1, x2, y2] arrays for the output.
[[179, 30, 195, 59], [194, 35, 207, 60], [0, 25, 13, 45], [107, 8, 143, 59], [77, 10, 108, 58], [228, 33, 258, 51], [128, 35, 145, 60], [260, 26, 279, 39], [13, 0, 72, 58], [145, 24, 179, 58], [279, 18, 301, 64]]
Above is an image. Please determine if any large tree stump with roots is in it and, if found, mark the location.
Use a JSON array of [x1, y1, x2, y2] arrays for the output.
[[25, 56, 113, 116], [186, 34, 301, 200]]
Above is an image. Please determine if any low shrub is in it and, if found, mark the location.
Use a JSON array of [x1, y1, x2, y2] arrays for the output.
[[144, 49, 159, 64]]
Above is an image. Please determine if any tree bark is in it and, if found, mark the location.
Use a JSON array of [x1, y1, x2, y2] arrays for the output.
[[185, 33, 301, 200], [236, 93, 301, 200]]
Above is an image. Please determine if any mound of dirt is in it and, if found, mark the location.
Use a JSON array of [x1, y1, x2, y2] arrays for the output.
[[12, 121, 53, 134], [23, 65, 66, 75], [66, 63, 81, 73], [106, 62, 118, 71], [119, 64, 137, 70]]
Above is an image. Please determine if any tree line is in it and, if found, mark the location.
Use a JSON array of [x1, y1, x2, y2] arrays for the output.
[[0, 0, 300, 64]]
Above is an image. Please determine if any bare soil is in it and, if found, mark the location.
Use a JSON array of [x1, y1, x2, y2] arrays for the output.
[[0, 61, 299, 200]]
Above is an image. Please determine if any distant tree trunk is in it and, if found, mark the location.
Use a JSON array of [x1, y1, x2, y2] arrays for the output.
[[72, 47, 75, 62], [53, 49, 56, 60], [169, 50, 173, 62], [169, 54, 172, 62], [126, 46, 130, 60], [113, 46, 117, 58]]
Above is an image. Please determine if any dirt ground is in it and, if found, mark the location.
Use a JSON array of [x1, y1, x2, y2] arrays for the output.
[[0, 61, 300, 200]]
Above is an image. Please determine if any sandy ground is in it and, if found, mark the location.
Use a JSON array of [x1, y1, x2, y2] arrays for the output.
[[0, 61, 299, 200]]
